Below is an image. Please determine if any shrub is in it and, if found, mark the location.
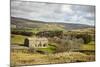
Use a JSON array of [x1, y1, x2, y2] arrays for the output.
[[36, 30, 63, 37], [55, 37, 84, 52], [11, 30, 33, 36], [76, 33, 92, 44]]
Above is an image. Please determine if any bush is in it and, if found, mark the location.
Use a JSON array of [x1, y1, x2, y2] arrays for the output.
[[36, 30, 63, 37], [11, 30, 33, 36], [54, 37, 84, 52], [65, 38, 84, 51], [75, 33, 92, 44]]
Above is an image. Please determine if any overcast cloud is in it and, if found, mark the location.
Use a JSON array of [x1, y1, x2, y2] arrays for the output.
[[11, 1, 95, 26]]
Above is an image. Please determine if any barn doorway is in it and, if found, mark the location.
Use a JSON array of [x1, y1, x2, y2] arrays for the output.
[[24, 38, 29, 47]]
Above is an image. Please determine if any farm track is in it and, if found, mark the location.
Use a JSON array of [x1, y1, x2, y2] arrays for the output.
[[11, 45, 29, 50]]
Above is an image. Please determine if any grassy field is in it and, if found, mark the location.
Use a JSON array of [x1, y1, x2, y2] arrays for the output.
[[37, 45, 56, 53], [11, 34, 28, 45], [80, 44, 95, 51], [80, 41, 95, 50], [11, 51, 95, 66]]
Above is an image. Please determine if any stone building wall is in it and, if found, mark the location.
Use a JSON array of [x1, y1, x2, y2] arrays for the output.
[[24, 37, 48, 48]]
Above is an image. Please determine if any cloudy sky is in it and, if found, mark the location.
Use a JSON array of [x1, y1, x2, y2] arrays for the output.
[[11, 0, 95, 26]]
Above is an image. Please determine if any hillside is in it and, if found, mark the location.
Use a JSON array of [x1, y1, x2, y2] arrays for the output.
[[11, 17, 94, 31]]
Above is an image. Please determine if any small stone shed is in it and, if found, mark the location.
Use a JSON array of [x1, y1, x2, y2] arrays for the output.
[[24, 37, 48, 48]]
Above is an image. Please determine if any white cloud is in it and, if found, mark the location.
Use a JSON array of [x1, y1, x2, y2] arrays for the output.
[[61, 5, 73, 13], [11, 1, 95, 26]]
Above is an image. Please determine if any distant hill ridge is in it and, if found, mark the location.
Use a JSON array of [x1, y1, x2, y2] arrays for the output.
[[11, 17, 94, 30]]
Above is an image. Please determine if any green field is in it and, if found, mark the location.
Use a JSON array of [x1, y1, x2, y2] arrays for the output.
[[11, 34, 28, 45]]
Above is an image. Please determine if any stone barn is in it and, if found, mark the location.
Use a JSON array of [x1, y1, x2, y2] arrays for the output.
[[24, 37, 48, 48]]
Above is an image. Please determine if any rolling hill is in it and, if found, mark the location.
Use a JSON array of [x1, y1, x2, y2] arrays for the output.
[[11, 17, 94, 30]]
